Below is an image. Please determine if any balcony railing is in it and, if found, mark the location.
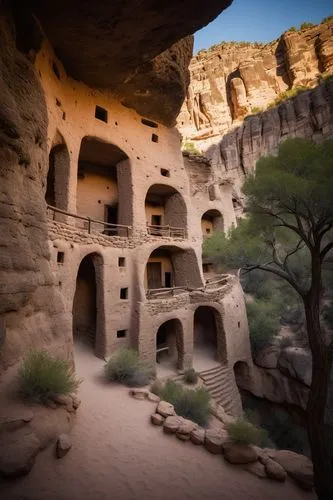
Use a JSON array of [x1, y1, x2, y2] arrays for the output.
[[147, 224, 186, 239], [146, 286, 188, 299], [47, 205, 132, 238]]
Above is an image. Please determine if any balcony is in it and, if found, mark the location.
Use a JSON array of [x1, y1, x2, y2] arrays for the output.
[[146, 224, 186, 239]]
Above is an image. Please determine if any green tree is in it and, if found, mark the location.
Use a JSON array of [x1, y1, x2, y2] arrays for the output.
[[204, 138, 333, 499]]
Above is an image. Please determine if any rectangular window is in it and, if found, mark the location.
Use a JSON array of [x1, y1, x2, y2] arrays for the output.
[[120, 288, 128, 300], [141, 118, 158, 128], [57, 251, 64, 264], [117, 330, 127, 338], [151, 133, 159, 143], [95, 105, 108, 123], [151, 214, 161, 226], [118, 257, 126, 267]]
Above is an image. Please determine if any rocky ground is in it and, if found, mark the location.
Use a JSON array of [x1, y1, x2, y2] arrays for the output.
[[0, 343, 314, 500]]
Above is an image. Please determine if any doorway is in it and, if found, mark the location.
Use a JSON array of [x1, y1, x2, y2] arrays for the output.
[[147, 262, 162, 289]]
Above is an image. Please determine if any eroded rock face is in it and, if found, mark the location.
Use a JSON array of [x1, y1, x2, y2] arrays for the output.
[[28, 0, 232, 126], [177, 20, 333, 138], [0, 5, 72, 373]]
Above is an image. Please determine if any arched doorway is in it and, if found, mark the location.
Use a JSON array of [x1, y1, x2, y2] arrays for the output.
[[201, 209, 224, 237], [72, 253, 104, 357], [145, 184, 187, 238], [193, 306, 226, 370], [156, 319, 184, 375], [45, 139, 70, 210], [77, 137, 130, 234], [233, 361, 249, 387]]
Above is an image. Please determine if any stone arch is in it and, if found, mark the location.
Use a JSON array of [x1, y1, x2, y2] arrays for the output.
[[45, 132, 70, 210], [145, 184, 187, 236], [72, 252, 105, 358], [201, 209, 224, 237], [193, 305, 227, 368], [77, 136, 132, 231], [144, 245, 202, 291], [233, 360, 250, 386], [156, 318, 184, 372]]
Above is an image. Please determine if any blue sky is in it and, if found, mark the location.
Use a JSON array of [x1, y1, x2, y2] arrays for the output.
[[194, 0, 333, 52]]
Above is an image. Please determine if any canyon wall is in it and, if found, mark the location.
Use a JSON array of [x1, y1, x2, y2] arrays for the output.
[[177, 19, 333, 140]]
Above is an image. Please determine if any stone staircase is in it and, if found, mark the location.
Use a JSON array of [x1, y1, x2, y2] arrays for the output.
[[199, 364, 243, 418]]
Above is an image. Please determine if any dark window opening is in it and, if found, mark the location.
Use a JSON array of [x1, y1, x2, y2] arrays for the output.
[[95, 105, 108, 123], [62, 112, 66, 120], [105, 204, 118, 225], [160, 168, 170, 177], [56, 98, 61, 107], [238, 321, 240, 328], [206, 227, 211, 234], [151, 134, 159, 143], [52, 62, 61, 80], [141, 118, 158, 128], [118, 257, 126, 267], [117, 330, 127, 338], [151, 214, 162, 226], [203, 263, 209, 273], [165, 272, 172, 288], [120, 288, 128, 299], [57, 251, 64, 264]]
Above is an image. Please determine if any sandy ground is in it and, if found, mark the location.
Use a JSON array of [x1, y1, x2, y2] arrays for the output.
[[1, 344, 315, 500]]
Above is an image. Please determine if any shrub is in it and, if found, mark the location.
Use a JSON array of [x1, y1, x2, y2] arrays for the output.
[[150, 379, 163, 396], [182, 141, 201, 155], [104, 348, 153, 387], [246, 300, 280, 356], [156, 380, 211, 427], [226, 419, 261, 446], [300, 22, 314, 30], [322, 15, 333, 23], [250, 106, 262, 114], [288, 26, 297, 32], [19, 350, 80, 403], [183, 368, 198, 385]]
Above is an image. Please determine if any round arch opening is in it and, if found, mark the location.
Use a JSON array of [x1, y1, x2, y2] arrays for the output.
[[145, 184, 187, 238], [72, 252, 105, 358], [77, 136, 131, 234], [193, 305, 227, 371], [201, 209, 224, 237], [156, 318, 184, 375]]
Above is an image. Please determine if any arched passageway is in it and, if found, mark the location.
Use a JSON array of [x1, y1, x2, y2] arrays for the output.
[[156, 319, 184, 375], [193, 306, 226, 371], [201, 209, 224, 237], [144, 245, 203, 293], [145, 184, 187, 238], [72, 253, 104, 357], [77, 137, 131, 234], [233, 361, 250, 387], [45, 140, 70, 210]]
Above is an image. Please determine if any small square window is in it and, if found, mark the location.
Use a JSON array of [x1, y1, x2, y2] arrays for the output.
[[57, 251, 64, 264], [160, 168, 170, 177], [151, 133, 159, 143], [118, 257, 126, 267], [117, 330, 127, 338], [120, 288, 128, 299], [95, 105, 108, 123], [206, 228, 211, 234]]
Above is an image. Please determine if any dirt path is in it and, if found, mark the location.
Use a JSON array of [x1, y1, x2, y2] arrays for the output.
[[2, 344, 315, 500]]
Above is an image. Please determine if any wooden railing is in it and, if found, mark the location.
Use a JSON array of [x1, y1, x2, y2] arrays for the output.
[[47, 205, 132, 238], [146, 286, 188, 299], [147, 224, 186, 239]]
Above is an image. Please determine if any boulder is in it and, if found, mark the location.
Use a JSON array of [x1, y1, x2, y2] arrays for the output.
[[190, 427, 206, 445], [151, 413, 164, 426], [72, 396, 81, 410], [176, 419, 197, 441], [265, 458, 287, 482], [274, 450, 313, 490], [0, 430, 41, 477], [255, 345, 280, 369], [223, 443, 258, 464], [147, 393, 161, 403], [252, 446, 270, 464], [156, 401, 175, 418], [277, 347, 312, 387], [56, 433, 72, 459], [0, 409, 34, 433], [163, 416, 183, 434], [243, 461, 267, 478], [204, 429, 228, 454]]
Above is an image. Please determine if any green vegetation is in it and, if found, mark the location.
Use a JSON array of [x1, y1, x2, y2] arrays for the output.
[[183, 368, 199, 384], [300, 22, 314, 30], [288, 26, 297, 32], [322, 15, 333, 23], [226, 419, 261, 446], [246, 300, 280, 356], [151, 380, 211, 427], [19, 350, 80, 403], [273, 85, 308, 106], [203, 138, 333, 496], [250, 106, 262, 115], [104, 348, 153, 387], [181, 140, 202, 156]]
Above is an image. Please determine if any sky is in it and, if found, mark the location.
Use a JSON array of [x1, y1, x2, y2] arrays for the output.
[[194, 0, 333, 52]]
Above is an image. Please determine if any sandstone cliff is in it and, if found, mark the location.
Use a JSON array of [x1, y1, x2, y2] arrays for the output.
[[177, 19, 333, 139]]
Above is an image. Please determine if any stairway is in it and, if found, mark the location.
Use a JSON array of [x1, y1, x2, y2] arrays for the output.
[[199, 364, 243, 418]]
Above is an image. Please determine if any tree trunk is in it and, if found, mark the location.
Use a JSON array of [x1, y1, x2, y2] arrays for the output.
[[304, 287, 333, 499]]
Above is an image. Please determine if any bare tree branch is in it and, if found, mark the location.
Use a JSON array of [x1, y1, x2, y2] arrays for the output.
[[320, 241, 333, 262]]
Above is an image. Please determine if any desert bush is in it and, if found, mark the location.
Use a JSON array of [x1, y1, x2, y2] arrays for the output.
[[182, 141, 201, 155], [150, 379, 163, 396], [156, 380, 211, 427], [300, 22, 314, 30], [19, 350, 80, 403], [288, 26, 297, 32], [322, 15, 333, 23], [250, 106, 262, 114], [226, 419, 261, 446], [183, 368, 198, 385], [246, 300, 280, 356], [104, 348, 152, 387]]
